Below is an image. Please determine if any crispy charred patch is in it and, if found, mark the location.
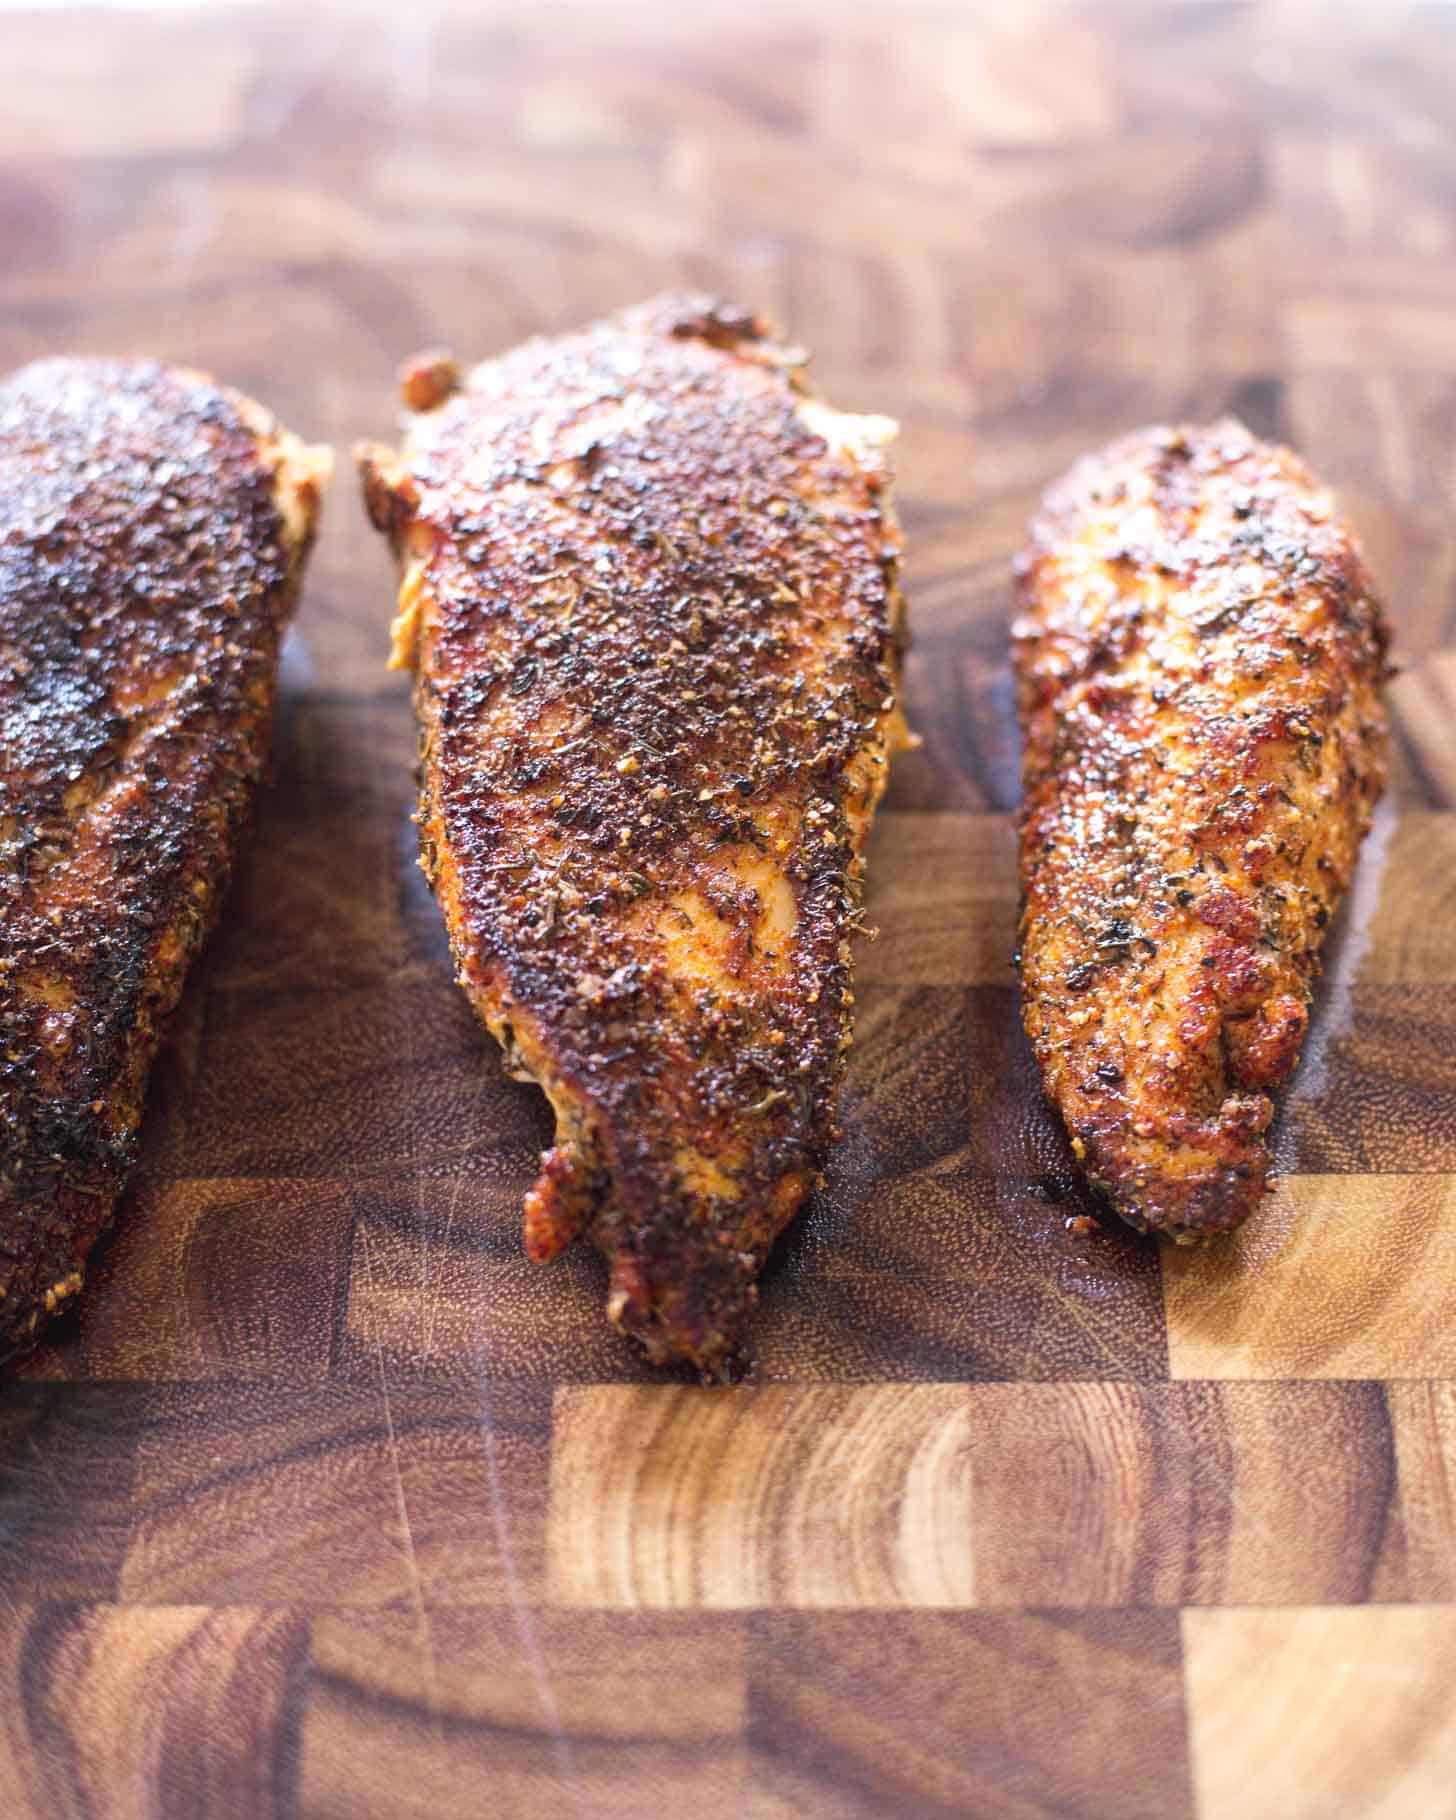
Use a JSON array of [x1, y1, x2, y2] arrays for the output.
[[360, 294, 907, 1373], [0, 358, 326, 1358], [1013, 419, 1389, 1240]]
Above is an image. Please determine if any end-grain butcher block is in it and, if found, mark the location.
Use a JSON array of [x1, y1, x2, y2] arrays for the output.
[[0, 359, 329, 1359], [1014, 420, 1390, 1242], [360, 296, 909, 1373]]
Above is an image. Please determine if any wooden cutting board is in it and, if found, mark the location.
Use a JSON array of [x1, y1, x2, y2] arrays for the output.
[[3, 3, 1455, 1815]]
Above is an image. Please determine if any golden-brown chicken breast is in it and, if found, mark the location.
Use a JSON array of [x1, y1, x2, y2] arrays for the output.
[[1014, 420, 1389, 1239], [0, 358, 328, 1358], [360, 295, 908, 1371]]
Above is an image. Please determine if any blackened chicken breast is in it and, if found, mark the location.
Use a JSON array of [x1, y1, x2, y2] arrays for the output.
[[0, 358, 328, 1357], [360, 296, 908, 1370], [1014, 420, 1389, 1239]]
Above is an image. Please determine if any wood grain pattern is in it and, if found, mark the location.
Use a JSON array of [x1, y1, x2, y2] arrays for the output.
[[0, 1388, 141, 1600], [549, 1382, 1441, 1609], [1183, 1609, 1456, 1820], [549, 1385, 975, 1609], [1166, 1176, 1456, 1380], [301, 1609, 746, 1820], [0, 1605, 307, 1820], [120, 1380, 551, 1607], [14, 1180, 354, 1383], [747, 1612, 1194, 1820], [1389, 1382, 1456, 1606], [2, 1, 1455, 1814]]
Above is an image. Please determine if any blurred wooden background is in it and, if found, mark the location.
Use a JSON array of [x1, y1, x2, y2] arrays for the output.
[[2, 2, 1455, 1815]]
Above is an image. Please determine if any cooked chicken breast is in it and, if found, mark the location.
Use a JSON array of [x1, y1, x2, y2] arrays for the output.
[[1014, 420, 1390, 1239], [360, 295, 908, 1371], [0, 359, 328, 1357]]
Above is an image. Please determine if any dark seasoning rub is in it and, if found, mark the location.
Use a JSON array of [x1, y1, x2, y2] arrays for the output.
[[0, 359, 324, 1357], [1014, 419, 1390, 1239], [361, 295, 908, 1372]]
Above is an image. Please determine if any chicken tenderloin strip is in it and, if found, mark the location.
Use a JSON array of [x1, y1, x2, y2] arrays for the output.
[[0, 359, 329, 1357], [360, 296, 908, 1371], [1014, 420, 1389, 1239]]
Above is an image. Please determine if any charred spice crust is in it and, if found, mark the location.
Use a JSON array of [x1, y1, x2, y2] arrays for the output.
[[0, 359, 323, 1358], [1014, 420, 1390, 1241], [360, 295, 908, 1373]]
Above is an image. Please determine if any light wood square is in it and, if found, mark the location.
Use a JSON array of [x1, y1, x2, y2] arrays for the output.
[[1184, 1607, 1456, 1820], [1165, 1175, 1456, 1380]]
